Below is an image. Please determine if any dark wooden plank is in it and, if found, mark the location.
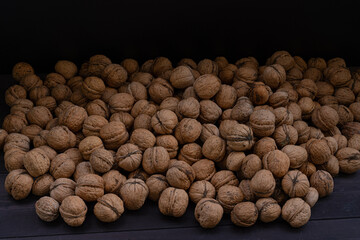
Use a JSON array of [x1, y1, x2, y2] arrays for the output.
[[0, 172, 360, 238], [4, 218, 360, 240]]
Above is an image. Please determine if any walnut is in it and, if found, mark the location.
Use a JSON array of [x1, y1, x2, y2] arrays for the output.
[[3, 133, 30, 152], [160, 97, 180, 112], [197, 59, 218, 75], [287, 102, 302, 121], [100, 121, 128, 150], [89, 148, 114, 173], [253, 137, 277, 159], [60, 196, 87, 227], [198, 100, 222, 123], [177, 143, 202, 165], [310, 170, 334, 197], [131, 100, 157, 118], [273, 124, 298, 148], [82, 115, 108, 137], [20, 74, 43, 91], [216, 185, 244, 213], [35, 196, 60, 222], [73, 162, 94, 182], [256, 198, 281, 223], [249, 82, 270, 105], [12, 62, 34, 82], [269, 51, 295, 71], [156, 135, 179, 158], [5, 169, 33, 200], [81, 76, 106, 100], [4, 148, 25, 171], [120, 178, 149, 210], [195, 198, 224, 229], [273, 107, 293, 127], [23, 148, 50, 177], [201, 136, 226, 162], [176, 97, 200, 119], [296, 79, 318, 99], [306, 138, 331, 165], [130, 128, 156, 151], [282, 198, 311, 228], [21, 124, 42, 141], [26, 106, 52, 129], [342, 122, 360, 139], [189, 180, 216, 204], [249, 109, 276, 137], [110, 111, 134, 130], [169, 66, 195, 89], [219, 120, 254, 151], [316, 81, 334, 98], [142, 146, 170, 174], [304, 187, 319, 207], [237, 154, 261, 179], [32, 174, 55, 196], [49, 178, 76, 203], [193, 74, 221, 100], [224, 151, 245, 172], [67, 76, 83, 91], [93, 193, 124, 223], [47, 126, 76, 152], [336, 147, 360, 174], [211, 170, 239, 191], [102, 170, 126, 195], [75, 173, 104, 202], [151, 109, 178, 134], [148, 78, 174, 104], [78, 136, 104, 160], [10, 99, 33, 114], [130, 72, 153, 87], [326, 67, 352, 87], [192, 159, 216, 181], [200, 124, 220, 143], [51, 84, 72, 103], [174, 118, 202, 144], [262, 64, 286, 89], [219, 64, 237, 84], [146, 174, 169, 201], [2, 112, 27, 133], [262, 150, 290, 178], [158, 187, 189, 217], [231, 202, 258, 227]]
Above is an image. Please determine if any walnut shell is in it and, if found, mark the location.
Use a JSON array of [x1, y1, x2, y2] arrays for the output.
[[282, 170, 310, 197], [216, 185, 244, 213], [156, 135, 179, 159], [5, 169, 33, 200], [89, 148, 114, 173], [32, 173, 55, 196], [253, 137, 277, 159], [195, 198, 224, 229], [231, 202, 258, 227], [100, 121, 129, 150], [94, 193, 124, 222], [146, 174, 169, 201], [211, 170, 239, 191], [60, 195, 87, 227], [12, 62, 34, 82], [304, 187, 319, 207], [193, 74, 221, 99], [192, 159, 216, 181], [120, 178, 149, 210], [47, 126, 76, 152], [256, 198, 281, 223], [130, 128, 156, 151], [250, 110, 276, 137], [81, 76, 106, 100], [4, 148, 25, 171], [23, 148, 50, 177], [174, 118, 202, 144], [75, 174, 104, 202], [219, 120, 254, 151], [281, 198, 311, 228], [59, 105, 88, 132], [262, 64, 286, 89], [310, 170, 334, 197], [202, 136, 226, 162], [170, 66, 195, 89], [78, 136, 104, 160], [35, 196, 60, 222], [148, 78, 174, 104], [158, 187, 189, 217], [102, 170, 126, 195], [50, 178, 76, 203], [335, 147, 360, 174], [306, 138, 331, 165]]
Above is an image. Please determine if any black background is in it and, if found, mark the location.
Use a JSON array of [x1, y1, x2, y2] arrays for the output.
[[1, 0, 360, 74]]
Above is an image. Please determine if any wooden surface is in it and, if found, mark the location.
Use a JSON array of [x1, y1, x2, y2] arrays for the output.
[[0, 74, 360, 239]]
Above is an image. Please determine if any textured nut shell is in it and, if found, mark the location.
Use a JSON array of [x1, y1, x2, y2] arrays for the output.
[[142, 146, 170, 174], [32, 174, 55, 196], [210, 170, 239, 191], [166, 160, 195, 190], [130, 128, 156, 151], [336, 147, 360, 174], [59, 105, 88, 132], [250, 110, 276, 137], [156, 135, 179, 159], [262, 64, 286, 89], [94, 193, 124, 222], [75, 174, 104, 202], [35, 196, 60, 222], [256, 198, 281, 223], [202, 136, 226, 162], [306, 139, 331, 165], [158, 187, 189, 217], [82, 76, 106, 100], [310, 170, 334, 197], [4, 148, 25, 171], [262, 150, 290, 178], [219, 120, 254, 151], [151, 109, 178, 134], [82, 115, 108, 137], [250, 169, 276, 198], [282, 145, 308, 168], [312, 106, 339, 131], [23, 148, 50, 177], [109, 93, 135, 113], [174, 118, 202, 144], [193, 74, 221, 99], [304, 187, 319, 208], [90, 148, 114, 173], [253, 137, 277, 159], [60, 196, 88, 227], [116, 143, 143, 172], [5, 169, 33, 200], [238, 154, 262, 179], [282, 170, 310, 197], [189, 180, 216, 203], [120, 178, 149, 210], [192, 159, 216, 181], [216, 185, 244, 213], [231, 202, 258, 227], [225, 151, 246, 172], [282, 198, 311, 228], [47, 126, 76, 152], [195, 198, 223, 229], [170, 66, 195, 89], [12, 62, 34, 82], [102, 170, 126, 195], [50, 178, 76, 203], [146, 174, 169, 201]]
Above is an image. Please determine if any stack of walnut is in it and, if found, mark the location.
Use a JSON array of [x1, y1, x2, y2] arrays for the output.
[[1, 51, 360, 229]]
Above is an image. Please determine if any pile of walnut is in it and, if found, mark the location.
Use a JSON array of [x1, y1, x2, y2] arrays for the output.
[[1, 51, 360, 229]]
